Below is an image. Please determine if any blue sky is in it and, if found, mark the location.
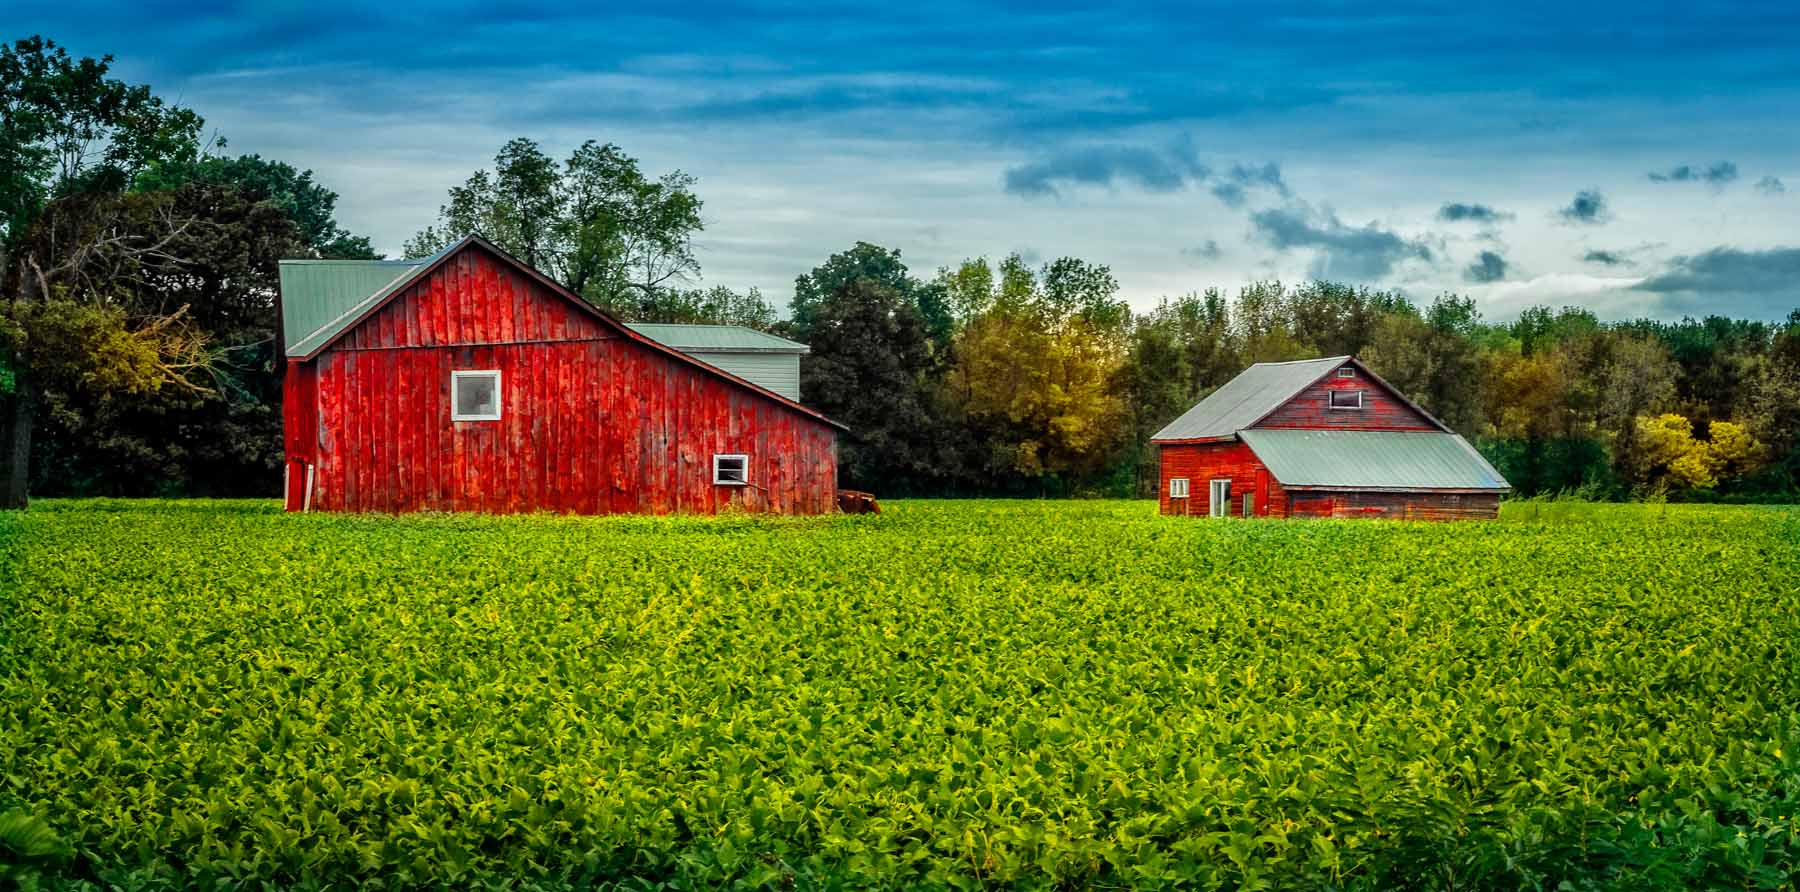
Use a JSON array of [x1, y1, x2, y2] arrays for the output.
[[16, 1, 1800, 321]]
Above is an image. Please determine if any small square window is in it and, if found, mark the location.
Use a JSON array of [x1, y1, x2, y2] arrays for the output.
[[1169, 477, 1189, 499], [1328, 389, 1363, 410], [713, 454, 749, 485], [1337, 367, 1356, 378], [451, 370, 501, 421]]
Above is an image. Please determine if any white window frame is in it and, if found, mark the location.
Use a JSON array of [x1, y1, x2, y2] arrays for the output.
[[712, 453, 749, 486], [1169, 477, 1189, 499], [451, 370, 502, 421], [1337, 367, 1356, 378], [1209, 479, 1230, 518], [1328, 389, 1364, 410]]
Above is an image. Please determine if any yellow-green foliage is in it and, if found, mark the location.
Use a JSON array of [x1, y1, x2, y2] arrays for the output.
[[1635, 412, 1767, 490], [2, 500, 1798, 889]]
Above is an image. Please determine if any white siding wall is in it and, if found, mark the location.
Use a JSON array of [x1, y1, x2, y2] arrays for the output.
[[685, 352, 803, 401]]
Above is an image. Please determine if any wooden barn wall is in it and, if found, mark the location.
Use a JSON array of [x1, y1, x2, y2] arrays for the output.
[[1286, 490, 1501, 521], [1253, 368, 1439, 432], [287, 246, 838, 515], [1157, 442, 1287, 518]]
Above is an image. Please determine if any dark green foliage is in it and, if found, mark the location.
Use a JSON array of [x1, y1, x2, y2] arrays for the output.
[[137, 153, 378, 259], [2, 500, 1797, 888], [800, 278, 947, 493]]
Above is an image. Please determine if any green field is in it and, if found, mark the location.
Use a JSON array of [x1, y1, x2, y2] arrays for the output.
[[2, 500, 1798, 890]]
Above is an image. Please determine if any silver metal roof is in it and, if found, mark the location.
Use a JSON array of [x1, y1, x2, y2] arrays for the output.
[[625, 323, 808, 353], [1151, 356, 1349, 441], [1239, 429, 1511, 491]]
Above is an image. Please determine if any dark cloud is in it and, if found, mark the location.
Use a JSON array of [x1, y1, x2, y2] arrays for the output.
[[1250, 205, 1430, 281], [1558, 189, 1609, 224], [1208, 165, 1291, 207], [1004, 144, 1289, 204], [1583, 249, 1629, 266], [1002, 143, 1208, 197], [1757, 176, 1787, 195], [1465, 250, 1507, 282], [1635, 247, 1800, 319], [1437, 202, 1510, 223], [1647, 161, 1738, 186], [1181, 240, 1223, 261]]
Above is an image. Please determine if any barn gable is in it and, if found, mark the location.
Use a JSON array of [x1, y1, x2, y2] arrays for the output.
[[1152, 356, 1449, 442]]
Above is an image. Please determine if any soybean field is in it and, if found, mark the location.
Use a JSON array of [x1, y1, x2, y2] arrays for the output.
[[2, 500, 1797, 889]]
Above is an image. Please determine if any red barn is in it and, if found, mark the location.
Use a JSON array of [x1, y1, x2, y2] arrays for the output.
[[1153, 356, 1509, 520], [278, 235, 844, 515]]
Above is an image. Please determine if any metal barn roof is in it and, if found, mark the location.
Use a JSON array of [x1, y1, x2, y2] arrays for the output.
[[1239, 429, 1511, 491], [1151, 356, 1350, 441], [626, 323, 808, 353], [278, 259, 428, 356]]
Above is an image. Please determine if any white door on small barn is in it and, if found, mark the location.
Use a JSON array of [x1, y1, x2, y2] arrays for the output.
[[1209, 479, 1230, 518]]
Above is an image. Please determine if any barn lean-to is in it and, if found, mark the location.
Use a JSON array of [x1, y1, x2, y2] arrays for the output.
[[1154, 356, 1510, 520], [278, 234, 844, 515]]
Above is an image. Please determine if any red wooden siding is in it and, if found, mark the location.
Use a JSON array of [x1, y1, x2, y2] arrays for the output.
[[1253, 367, 1439, 432], [1158, 442, 1288, 518], [284, 244, 838, 515], [1285, 490, 1500, 521]]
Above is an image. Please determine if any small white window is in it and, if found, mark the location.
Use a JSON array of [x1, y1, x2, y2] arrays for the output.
[[1328, 389, 1363, 410], [1169, 478, 1189, 499], [1337, 367, 1356, 378], [451, 370, 501, 421], [713, 454, 749, 485], [1209, 479, 1231, 518]]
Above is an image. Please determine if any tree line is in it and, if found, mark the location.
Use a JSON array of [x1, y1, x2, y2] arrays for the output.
[[3, 36, 1795, 505]]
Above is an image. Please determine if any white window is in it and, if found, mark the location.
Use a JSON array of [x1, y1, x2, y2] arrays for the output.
[[1169, 477, 1189, 499], [1209, 479, 1230, 518], [451, 370, 501, 421], [1337, 367, 1356, 378], [1328, 389, 1363, 410], [713, 454, 749, 485]]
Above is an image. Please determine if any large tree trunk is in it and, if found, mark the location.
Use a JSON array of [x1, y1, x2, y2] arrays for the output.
[[0, 370, 31, 509]]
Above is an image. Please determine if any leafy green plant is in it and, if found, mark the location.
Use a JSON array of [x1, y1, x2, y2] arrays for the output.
[[2, 499, 1797, 889]]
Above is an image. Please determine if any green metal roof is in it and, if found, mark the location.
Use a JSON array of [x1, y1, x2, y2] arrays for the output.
[[1239, 429, 1511, 491], [279, 259, 425, 356], [626, 323, 808, 353], [1152, 356, 1349, 441]]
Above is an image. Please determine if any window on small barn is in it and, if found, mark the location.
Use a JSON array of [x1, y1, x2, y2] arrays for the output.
[[713, 454, 749, 485], [1337, 367, 1356, 378], [451, 370, 502, 421], [1169, 477, 1189, 499], [1328, 389, 1363, 410]]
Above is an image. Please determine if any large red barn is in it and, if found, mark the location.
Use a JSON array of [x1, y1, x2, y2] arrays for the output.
[[278, 235, 844, 515], [1153, 356, 1509, 520]]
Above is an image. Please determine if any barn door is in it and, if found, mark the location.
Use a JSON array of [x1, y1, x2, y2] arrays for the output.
[[1255, 469, 1270, 517]]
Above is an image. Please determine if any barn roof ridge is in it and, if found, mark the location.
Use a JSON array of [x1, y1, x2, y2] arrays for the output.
[[278, 234, 848, 432]]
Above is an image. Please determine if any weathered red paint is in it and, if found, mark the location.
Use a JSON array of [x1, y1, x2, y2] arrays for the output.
[[283, 241, 840, 515], [1156, 358, 1498, 521], [1158, 440, 1289, 517], [1253, 371, 1440, 432]]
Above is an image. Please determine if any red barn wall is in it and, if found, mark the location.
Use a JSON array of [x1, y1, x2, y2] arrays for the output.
[[1157, 441, 1288, 518], [1253, 367, 1439, 432], [283, 247, 838, 515], [1286, 490, 1500, 521]]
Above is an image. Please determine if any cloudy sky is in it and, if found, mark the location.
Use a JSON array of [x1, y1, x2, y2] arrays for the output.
[[18, 2, 1800, 321]]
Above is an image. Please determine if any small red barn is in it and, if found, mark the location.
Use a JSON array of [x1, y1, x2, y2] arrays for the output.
[[278, 235, 845, 515], [1153, 356, 1509, 520]]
